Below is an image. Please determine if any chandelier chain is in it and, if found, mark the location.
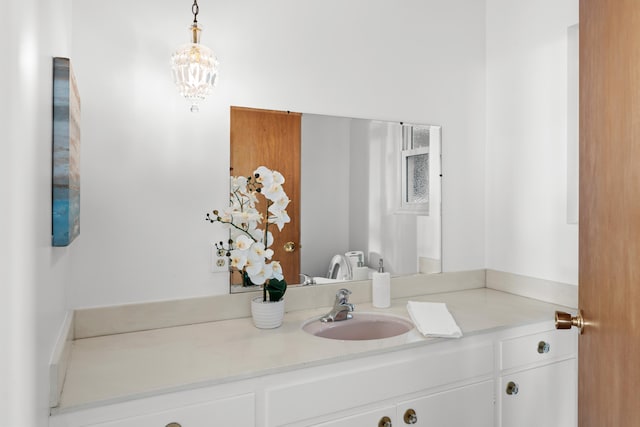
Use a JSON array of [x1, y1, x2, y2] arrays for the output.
[[192, 0, 199, 25]]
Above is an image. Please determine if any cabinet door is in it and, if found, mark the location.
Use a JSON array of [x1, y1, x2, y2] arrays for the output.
[[396, 380, 494, 427], [310, 406, 395, 427], [501, 359, 576, 427], [89, 394, 254, 427]]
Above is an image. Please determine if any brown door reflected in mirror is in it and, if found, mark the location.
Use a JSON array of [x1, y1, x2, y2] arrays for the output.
[[230, 106, 301, 287]]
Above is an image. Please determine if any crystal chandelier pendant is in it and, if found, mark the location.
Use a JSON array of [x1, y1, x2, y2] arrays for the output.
[[171, 2, 219, 112]]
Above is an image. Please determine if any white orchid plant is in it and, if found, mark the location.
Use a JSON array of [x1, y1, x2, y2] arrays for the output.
[[206, 166, 290, 302]]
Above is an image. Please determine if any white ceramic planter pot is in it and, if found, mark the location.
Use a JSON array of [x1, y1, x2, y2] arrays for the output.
[[251, 297, 285, 329]]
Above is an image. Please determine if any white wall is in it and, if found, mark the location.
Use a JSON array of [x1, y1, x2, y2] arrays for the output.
[[486, 0, 579, 285], [0, 0, 74, 425], [70, 0, 487, 307]]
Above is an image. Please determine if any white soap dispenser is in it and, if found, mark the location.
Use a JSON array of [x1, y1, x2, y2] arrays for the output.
[[352, 254, 369, 281], [372, 258, 391, 308]]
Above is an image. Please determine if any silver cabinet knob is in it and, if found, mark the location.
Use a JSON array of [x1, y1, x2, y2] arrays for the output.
[[403, 408, 418, 424], [538, 340, 550, 354], [379, 416, 392, 427], [506, 381, 519, 395]]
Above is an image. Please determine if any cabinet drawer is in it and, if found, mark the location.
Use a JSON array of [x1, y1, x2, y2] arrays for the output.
[[500, 329, 577, 371], [90, 393, 254, 427], [310, 405, 396, 427], [397, 380, 494, 427]]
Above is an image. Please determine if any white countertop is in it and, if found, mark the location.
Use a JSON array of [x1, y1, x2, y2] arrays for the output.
[[57, 288, 569, 413]]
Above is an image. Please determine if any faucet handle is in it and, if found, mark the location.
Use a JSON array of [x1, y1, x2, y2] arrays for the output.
[[335, 288, 352, 306], [336, 288, 351, 299], [299, 273, 315, 286]]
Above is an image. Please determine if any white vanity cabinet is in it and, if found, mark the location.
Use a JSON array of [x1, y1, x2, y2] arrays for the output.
[[90, 393, 254, 427], [498, 329, 578, 427], [49, 392, 255, 427], [264, 338, 495, 427], [284, 380, 495, 427], [312, 380, 494, 427], [49, 320, 577, 427]]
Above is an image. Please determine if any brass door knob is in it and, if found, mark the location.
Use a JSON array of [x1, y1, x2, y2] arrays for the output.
[[506, 381, 519, 395], [555, 310, 585, 334], [283, 241, 296, 252], [404, 408, 418, 424], [166, 423, 182, 427], [378, 416, 392, 427]]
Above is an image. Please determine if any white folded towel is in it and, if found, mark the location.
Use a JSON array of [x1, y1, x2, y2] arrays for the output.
[[406, 301, 463, 338]]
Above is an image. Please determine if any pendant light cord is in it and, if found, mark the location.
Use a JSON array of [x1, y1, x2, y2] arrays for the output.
[[192, 0, 199, 25]]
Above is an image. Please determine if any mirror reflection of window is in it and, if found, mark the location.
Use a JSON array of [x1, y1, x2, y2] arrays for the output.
[[406, 153, 429, 204], [401, 124, 431, 213]]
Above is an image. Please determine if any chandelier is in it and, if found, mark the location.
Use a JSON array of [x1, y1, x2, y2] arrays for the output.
[[170, 0, 219, 112]]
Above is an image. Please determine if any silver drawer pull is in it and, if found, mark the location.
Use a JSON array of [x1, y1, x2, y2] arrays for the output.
[[537, 341, 551, 354]]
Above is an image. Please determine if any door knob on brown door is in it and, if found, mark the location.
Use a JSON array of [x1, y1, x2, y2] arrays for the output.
[[555, 310, 584, 334], [283, 241, 296, 252]]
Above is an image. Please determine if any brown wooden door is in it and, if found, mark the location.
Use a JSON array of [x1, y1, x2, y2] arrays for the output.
[[230, 106, 301, 286], [578, 1, 640, 425]]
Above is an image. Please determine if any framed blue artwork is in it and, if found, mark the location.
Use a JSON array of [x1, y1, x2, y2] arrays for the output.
[[52, 57, 81, 246]]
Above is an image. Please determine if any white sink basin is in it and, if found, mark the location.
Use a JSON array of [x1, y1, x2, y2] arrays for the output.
[[302, 312, 414, 340]]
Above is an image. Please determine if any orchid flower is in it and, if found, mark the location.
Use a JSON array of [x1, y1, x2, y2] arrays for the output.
[[230, 175, 248, 192], [271, 261, 284, 281], [234, 235, 254, 251], [229, 250, 248, 270], [246, 257, 273, 285], [206, 165, 290, 301], [269, 210, 290, 231], [250, 242, 274, 260]]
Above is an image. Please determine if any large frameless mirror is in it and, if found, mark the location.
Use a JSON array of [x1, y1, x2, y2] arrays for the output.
[[229, 107, 442, 293]]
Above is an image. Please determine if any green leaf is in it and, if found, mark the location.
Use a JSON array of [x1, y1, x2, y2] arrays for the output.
[[266, 278, 287, 302]]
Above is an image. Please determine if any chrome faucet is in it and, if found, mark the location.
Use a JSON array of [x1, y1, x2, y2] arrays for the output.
[[320, 288, 355, 322], [327, 254, 353, 281], [299, 273, 316, 286]]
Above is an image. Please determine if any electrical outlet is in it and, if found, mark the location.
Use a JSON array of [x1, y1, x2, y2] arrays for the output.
[[211, 244, 229, 273]]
